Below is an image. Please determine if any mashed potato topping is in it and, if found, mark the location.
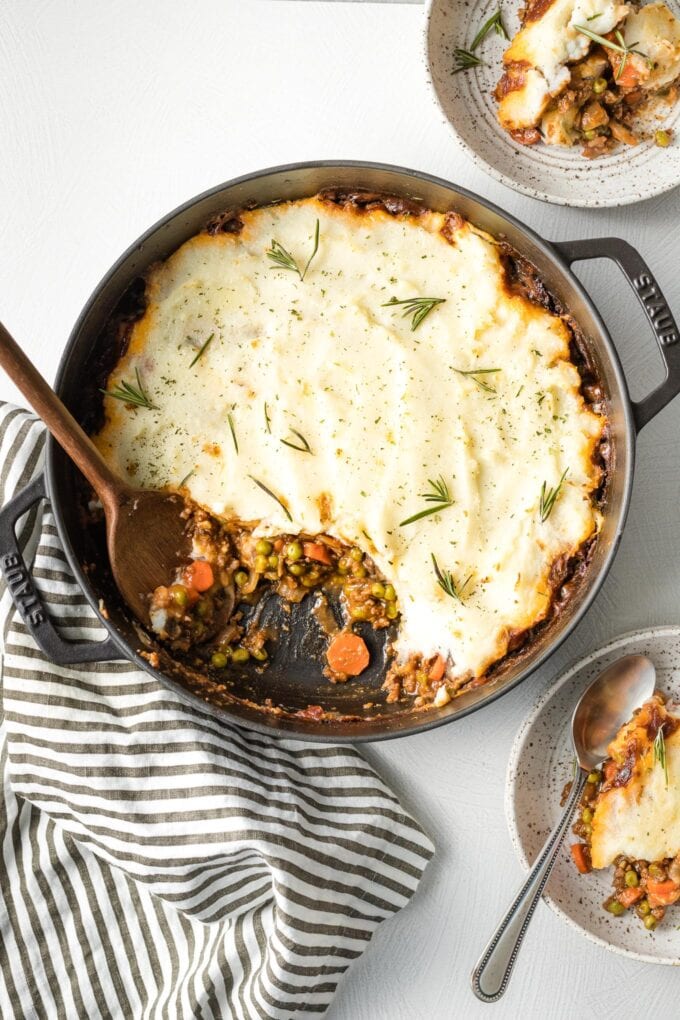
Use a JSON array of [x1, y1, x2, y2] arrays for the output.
[[94, 197, 605, 683]]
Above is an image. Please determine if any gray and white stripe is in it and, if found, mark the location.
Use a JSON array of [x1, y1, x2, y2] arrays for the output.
[[0, 404, 433, 1019]]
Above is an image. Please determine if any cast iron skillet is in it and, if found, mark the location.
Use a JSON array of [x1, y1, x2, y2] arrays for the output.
[[1, 162, 679, 742]]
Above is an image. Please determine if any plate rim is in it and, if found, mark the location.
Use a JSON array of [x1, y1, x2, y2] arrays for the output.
[[505, 623, 680, 966], [423, 0, 680, 209]]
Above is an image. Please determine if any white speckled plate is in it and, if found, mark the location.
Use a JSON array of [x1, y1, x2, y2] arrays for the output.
[[425, 0, 680, 207], [506, 626, 680, 965]]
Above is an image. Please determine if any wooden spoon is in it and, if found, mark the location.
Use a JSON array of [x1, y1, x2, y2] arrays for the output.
[[0, 321, 191, 626]]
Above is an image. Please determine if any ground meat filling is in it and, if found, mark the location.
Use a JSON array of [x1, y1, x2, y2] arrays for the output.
[[148, 502, 399, 683]]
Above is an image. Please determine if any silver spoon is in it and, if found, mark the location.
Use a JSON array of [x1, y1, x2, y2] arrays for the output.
[[471, 653, 656, 1003]]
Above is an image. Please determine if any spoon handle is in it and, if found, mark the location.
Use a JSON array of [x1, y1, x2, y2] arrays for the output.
[[471, 768, 587, 1002], [0, 321, 120, 500]]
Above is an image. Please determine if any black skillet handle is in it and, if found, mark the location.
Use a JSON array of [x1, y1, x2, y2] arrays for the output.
[[553, 237, 680, 432], [0, 474, 122, 664]]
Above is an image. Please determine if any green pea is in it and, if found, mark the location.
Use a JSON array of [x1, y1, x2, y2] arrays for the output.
[[625, 870, 639, 888], [386, 603, 399, 620], [655, 129, 671, 147], [337, 560, 351, 575], [351, 606, 369, 621], [583, 129, 597, 141], [353, 565, 367, 579], [211, 651, 228, 668], [371, 582, 386, 599], [288, 563, 306, 577], [267, 554, 279, 569], [587, 770, 601, 784], [644, 914, 657, 930], [196, 598, 212, 618], [607, 900, 625, 916], [638, 899, 651, 916], [581, 822, 592, 836], [581, 808, 593, 824], [648, 863, 664, 879], [169, 585, 188, 608], [384, 584, 397, 602], [350, 547, 363, 561], [255, 538, 273, 556], [254, 554, 269, 573], [285, 541, 303, 562], [301, 574, 318, 587], [592, 77, 607, 94], [234, 570, 249, 588], [251, 648, 268, 661], [231, 647, 250, 663]]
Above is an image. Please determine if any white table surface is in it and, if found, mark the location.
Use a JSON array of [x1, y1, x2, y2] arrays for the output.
[[1, 1, 679, 1016]]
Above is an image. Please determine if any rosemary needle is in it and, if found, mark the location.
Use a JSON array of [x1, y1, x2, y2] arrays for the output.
[[453, 48, 485, 73], [101, 368, 157, 410], [431, 554, 474, 603], [189, 332, 215, 367], [539, 469, 568, 522], [654, 727, 669, 788], [266, 219, 320, 282], [280, 428, 313, 454], [400, 476, 454, 527], [470, 9, 509, 49], [248, 475, 293, 522], [382, 296, 446, 331], [227, 411, 238, 454]]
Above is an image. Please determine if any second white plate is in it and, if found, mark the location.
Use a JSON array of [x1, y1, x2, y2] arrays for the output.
[[506, 625, 680, 965]]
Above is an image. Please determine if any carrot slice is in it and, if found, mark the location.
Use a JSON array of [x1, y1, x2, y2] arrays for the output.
[[326, 632, 370, 676], [429, 655, 446, 683], [617, 887, 644, 908], [570, 843, 592, 874], [615, 54, 644, 90], [646, 879, 680, 907], [183, 560, 214, 592], [303, 542, 332, 565]]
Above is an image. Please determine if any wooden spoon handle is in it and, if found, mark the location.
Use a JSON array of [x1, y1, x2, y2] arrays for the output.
[[0, 321, 122, 501]]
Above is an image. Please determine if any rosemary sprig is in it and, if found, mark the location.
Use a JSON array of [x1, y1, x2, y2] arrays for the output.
[[400, 476, 454, 527], [454, 367, 501, 393], [264, 402, 272, 434], [539, 468, 568, 522], [470, 8, 509, 49], [248, 475, 293, 522], [654, 726, 669, 788], [573, 25, 646, 81], [453, 48, 485, 73], [227, 411, 238, 454], [189, 331, 215, 367], [280, 428, 313, 454], [101, 368, 157, 410], [382, 296, 446, 331], [266, 219, 320, 282], [431, 554, 474, 603]]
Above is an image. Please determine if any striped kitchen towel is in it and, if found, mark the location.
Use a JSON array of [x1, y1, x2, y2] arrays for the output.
[[0, 404, 434, 1020]]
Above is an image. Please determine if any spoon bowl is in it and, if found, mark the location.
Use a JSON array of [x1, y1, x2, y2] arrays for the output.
[[572, 653, 657, 772]]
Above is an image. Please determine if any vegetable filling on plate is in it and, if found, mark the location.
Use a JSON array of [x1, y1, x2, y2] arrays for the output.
[[494, 0, 680, 157], [570, 693, 680, 928]]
